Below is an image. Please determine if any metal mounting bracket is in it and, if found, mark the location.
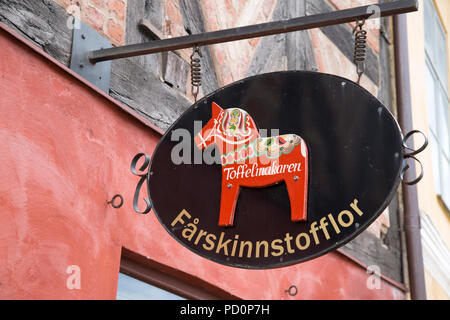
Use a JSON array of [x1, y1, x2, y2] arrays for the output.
[[70, 19, 112, 93], [87, 0, 418, 64]]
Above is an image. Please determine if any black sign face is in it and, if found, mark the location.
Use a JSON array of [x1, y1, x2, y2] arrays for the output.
[[148, 71, 404, 269]]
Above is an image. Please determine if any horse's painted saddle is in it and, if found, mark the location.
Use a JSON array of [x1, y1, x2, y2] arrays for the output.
[[221, 134, 302, 166], [255, 134, 302, 159]]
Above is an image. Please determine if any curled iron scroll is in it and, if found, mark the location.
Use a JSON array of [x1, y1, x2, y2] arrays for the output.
[[401, 130, 428, 185], [131, 153, 152, 214]]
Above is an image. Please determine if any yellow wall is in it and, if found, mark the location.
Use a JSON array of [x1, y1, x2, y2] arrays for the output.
[[407, 0, 450, 300], [425, 271, 448, 300]]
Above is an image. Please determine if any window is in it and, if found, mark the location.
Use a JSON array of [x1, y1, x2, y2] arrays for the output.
[[424, 0, 450, 210], [117, 273, 185, 300], [116, 248, 239, 300]]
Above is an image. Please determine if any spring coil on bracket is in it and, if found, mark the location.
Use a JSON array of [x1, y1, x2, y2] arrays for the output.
[[353, 19, 367, 84], [401, 130, 428, 185], [190, 45, 203, 102]]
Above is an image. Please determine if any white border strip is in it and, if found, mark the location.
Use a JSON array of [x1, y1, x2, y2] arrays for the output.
[[420, 211, 450, 297]]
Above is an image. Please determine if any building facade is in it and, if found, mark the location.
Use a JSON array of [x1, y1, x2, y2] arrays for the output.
[[407, 0, 450, 299], [0, 0, 447, 300]]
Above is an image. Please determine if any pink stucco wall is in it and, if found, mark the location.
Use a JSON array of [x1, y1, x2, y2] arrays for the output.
[[0, 24, 405, 300]]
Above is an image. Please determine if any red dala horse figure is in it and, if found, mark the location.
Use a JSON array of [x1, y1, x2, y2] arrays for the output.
[[195, 102, 309, 227]]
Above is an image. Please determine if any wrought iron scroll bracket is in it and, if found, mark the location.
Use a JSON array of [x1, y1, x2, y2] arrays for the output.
[[401, 130, 428, 185], [131, 153, 152, 214]]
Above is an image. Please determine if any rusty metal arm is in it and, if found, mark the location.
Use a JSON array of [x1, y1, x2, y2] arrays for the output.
[[88, 0, 418, 64]]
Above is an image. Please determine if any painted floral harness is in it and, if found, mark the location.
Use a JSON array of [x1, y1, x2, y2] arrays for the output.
[[219, 109, 302, 166]]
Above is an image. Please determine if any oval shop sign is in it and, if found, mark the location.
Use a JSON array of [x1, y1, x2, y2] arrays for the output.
[[147, 71, 404, 269]]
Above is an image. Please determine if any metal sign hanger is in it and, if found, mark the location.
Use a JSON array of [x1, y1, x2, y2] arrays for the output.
[[69, 0, 418, 93], [88, 0, 417, 63]]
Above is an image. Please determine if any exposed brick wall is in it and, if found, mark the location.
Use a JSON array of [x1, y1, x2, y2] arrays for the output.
[[329, 0, 380, 53], [54, 0, 127, 46], [165, 0, 188, 38], [200, 0, 278, 87]]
